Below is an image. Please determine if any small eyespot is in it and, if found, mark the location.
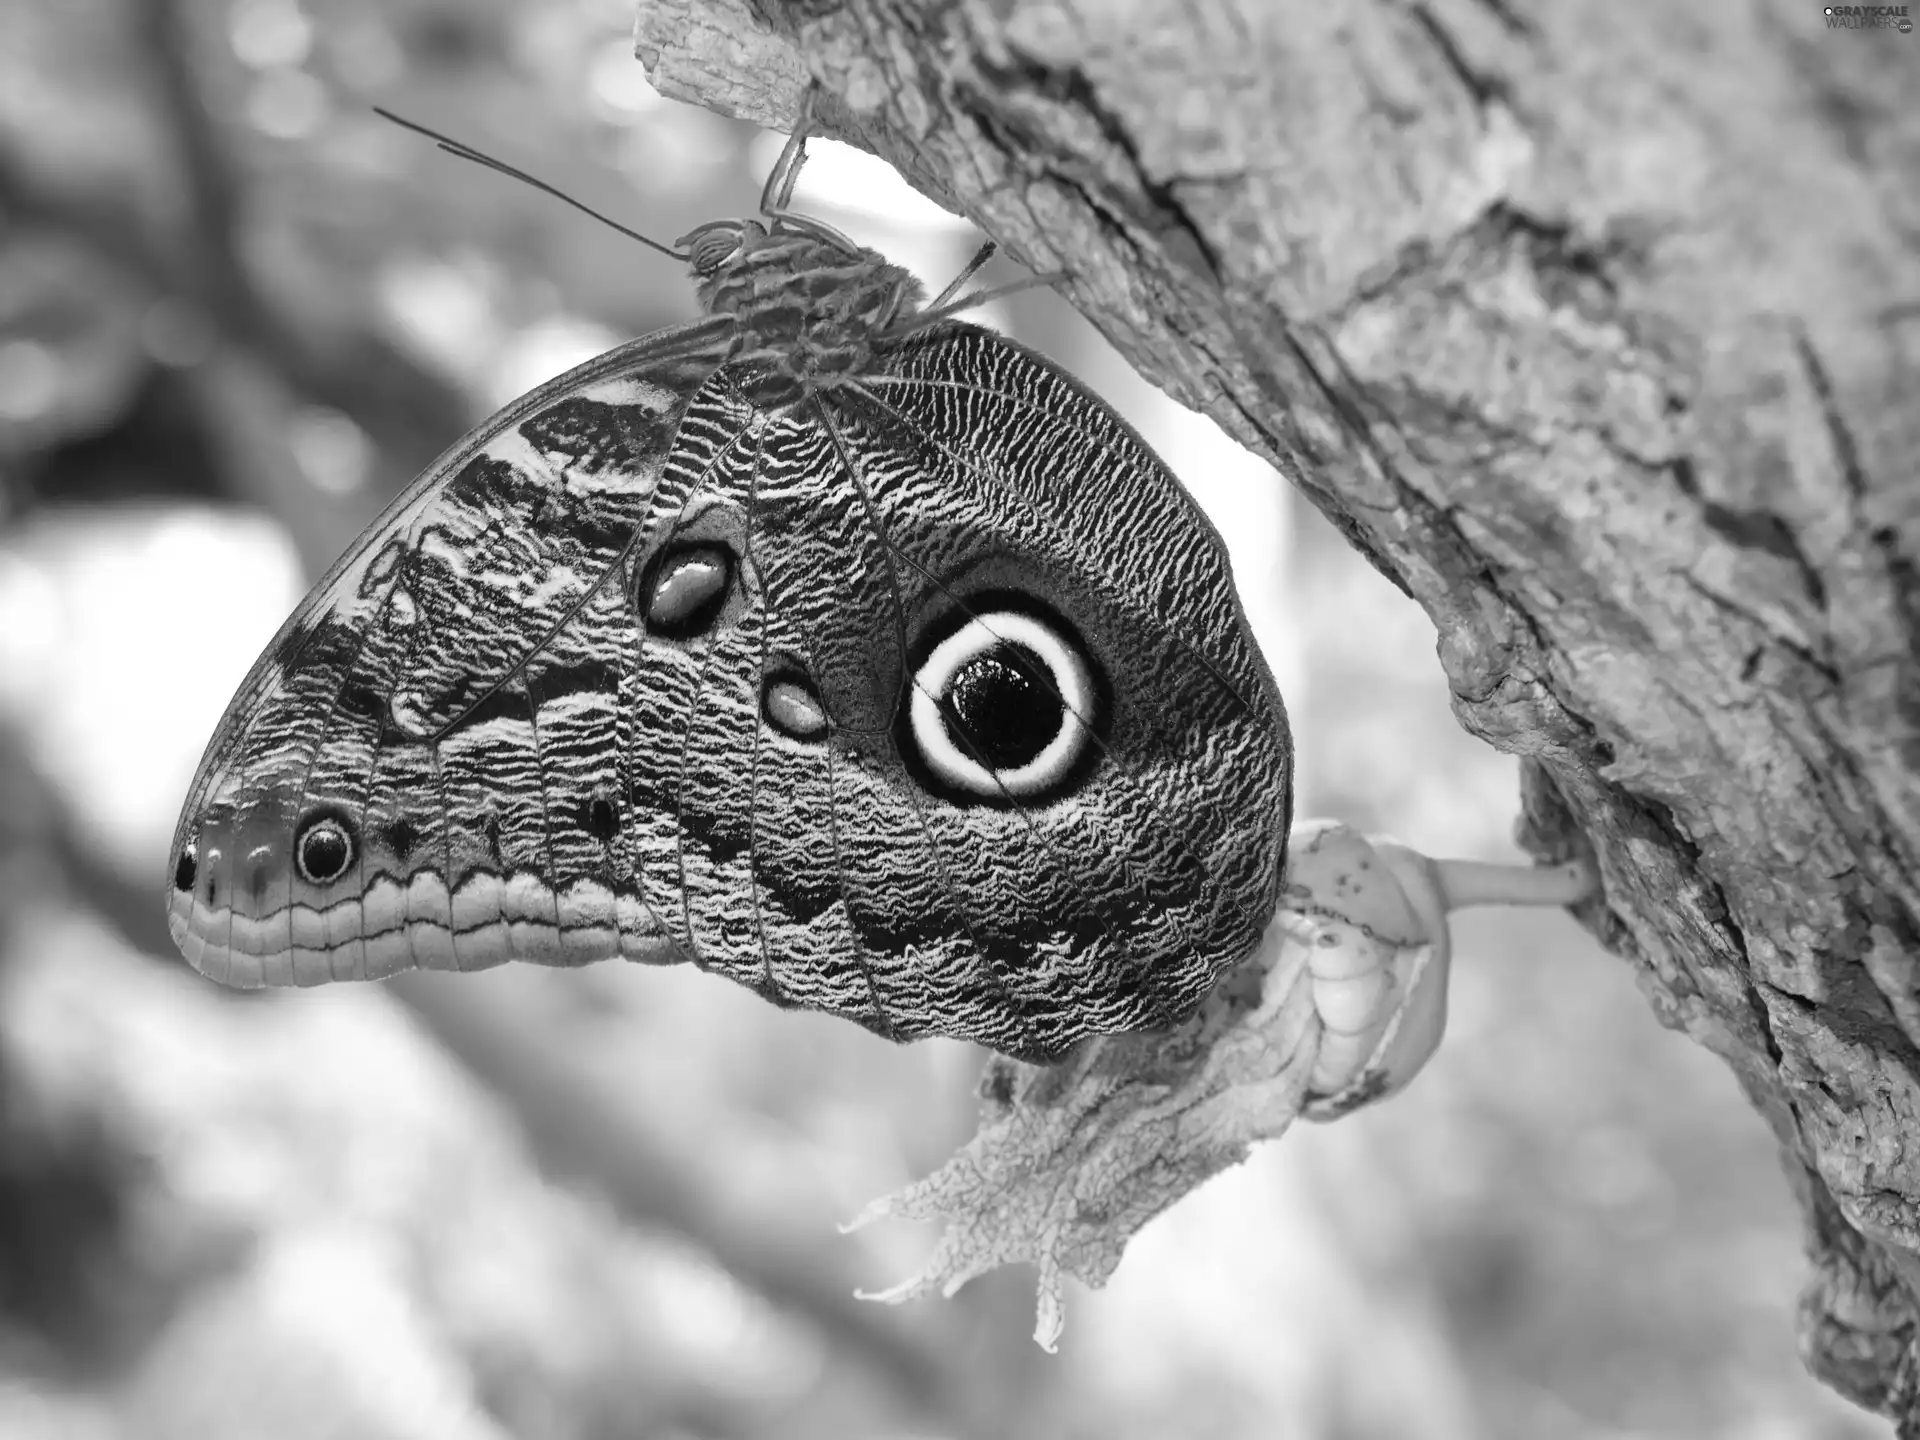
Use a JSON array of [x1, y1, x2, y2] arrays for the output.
[[379, 817, 418, 864], [294, 813, 356, 886], [905, 607, 1099, 803], [173, 842, 197, 894], [763, 671, 829, 741], [640, 543, 734, 639], [585, 794, 619, 842]]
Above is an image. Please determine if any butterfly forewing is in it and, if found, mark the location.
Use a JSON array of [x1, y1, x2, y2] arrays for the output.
[[170, 321, 735, 984]]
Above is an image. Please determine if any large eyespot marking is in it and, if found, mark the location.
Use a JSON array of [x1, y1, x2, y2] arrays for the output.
[[906, 605, 1101, 804], [763, 669, 828, 742], [173, 840, 197, 894], [639, 542, 734, 639], [294, 812, 356, 886]]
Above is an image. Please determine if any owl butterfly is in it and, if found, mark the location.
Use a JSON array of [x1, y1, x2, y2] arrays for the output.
[[166, 93, 1293, 1064]]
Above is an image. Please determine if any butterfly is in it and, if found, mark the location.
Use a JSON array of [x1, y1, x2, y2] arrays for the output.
[[165, 92, 1293, 1064]]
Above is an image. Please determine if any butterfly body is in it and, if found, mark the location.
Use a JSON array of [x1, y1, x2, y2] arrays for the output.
[[169, 123, 1292, 1063], [684, 216, 925, 399]]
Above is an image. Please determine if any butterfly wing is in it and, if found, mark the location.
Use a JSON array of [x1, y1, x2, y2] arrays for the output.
[[168, 317, 736, 985], [662, 323, 1293, 1059], [169, 315, 1291, 1063]]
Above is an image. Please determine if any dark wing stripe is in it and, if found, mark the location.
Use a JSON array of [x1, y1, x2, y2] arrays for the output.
[[426, 549, 637, 745]]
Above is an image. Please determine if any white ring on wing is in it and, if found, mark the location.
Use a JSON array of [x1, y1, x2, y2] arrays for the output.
[[908, 609, 1096, 798]]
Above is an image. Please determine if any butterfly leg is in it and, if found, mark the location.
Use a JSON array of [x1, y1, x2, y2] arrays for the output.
[[761, 81, 823, 216]]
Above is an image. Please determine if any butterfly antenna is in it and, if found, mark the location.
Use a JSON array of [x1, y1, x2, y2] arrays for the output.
[[761, 81, 823, 216], [926, 240, 997, 313], [373, 107, 686, 262]]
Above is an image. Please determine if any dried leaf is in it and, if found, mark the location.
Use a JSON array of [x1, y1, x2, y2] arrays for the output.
[[849, 819, 1597, 1348]]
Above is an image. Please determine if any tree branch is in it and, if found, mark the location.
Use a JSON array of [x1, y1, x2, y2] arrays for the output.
[[0, 5, 471, 565], [636, 0, 1920, 1422], [137, 0, 269, 347]]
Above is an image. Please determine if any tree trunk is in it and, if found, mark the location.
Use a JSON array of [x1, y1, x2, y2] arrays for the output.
[[635, 0, 1920, 1423]]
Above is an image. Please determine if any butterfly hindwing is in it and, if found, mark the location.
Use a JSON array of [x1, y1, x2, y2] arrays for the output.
[[819, 324, 1290, 1054]]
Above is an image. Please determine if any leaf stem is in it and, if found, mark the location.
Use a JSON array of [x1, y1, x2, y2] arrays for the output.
[[1431, 856, 1598, 911]]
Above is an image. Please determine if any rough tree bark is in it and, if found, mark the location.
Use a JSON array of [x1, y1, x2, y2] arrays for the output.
[[635, 0, 1920, 1424]]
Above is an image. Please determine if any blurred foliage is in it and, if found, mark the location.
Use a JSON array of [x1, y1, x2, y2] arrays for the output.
[[0, 0, 1888, 1437]]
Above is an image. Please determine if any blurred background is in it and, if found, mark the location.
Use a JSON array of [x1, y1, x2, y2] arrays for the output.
[[0, 0, 1883, 1436]]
